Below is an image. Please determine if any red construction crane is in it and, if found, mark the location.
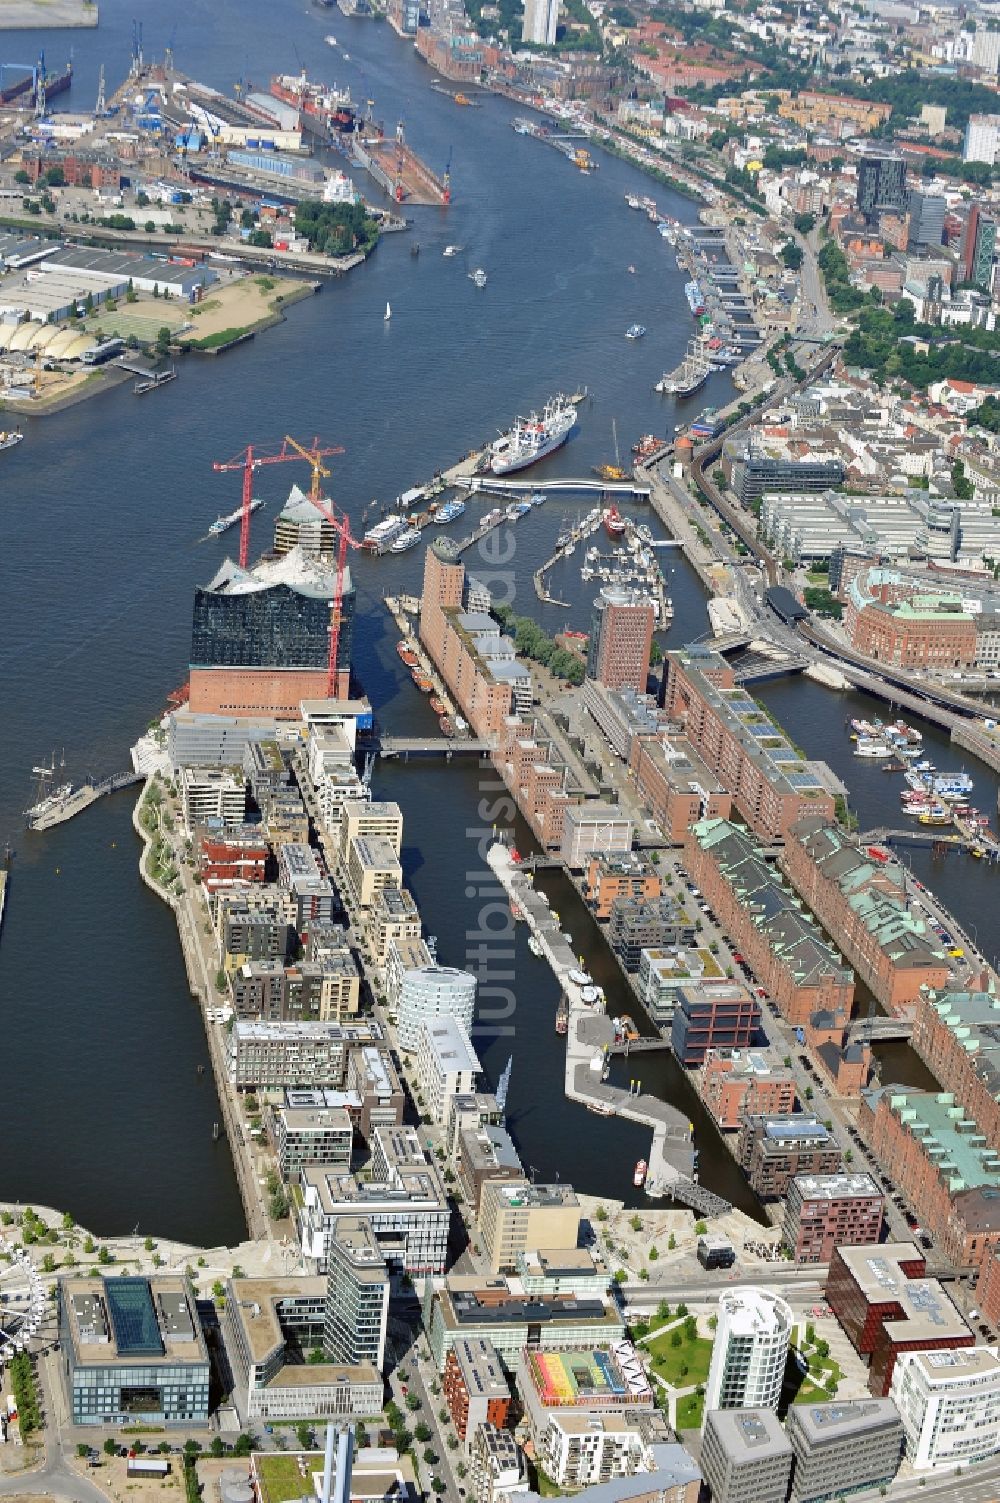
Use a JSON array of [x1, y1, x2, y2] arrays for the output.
[[282, 434, 360, 699], [212, 437, 343, 569]]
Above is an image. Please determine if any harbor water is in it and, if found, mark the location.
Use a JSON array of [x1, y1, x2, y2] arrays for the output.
[[0, 0, 992, 1236]]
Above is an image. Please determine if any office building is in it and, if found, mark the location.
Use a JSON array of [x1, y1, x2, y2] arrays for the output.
[[969, 212, 997, 291], [324, 1218, 390, 1372], [699, 1050, 796, 1130], [736, 1114, 843, 1199], [891, 1346, 1000, 1470], [586, 587, 655, 694], [271, 1102, 353, 1182], [783, 1174, 884, 1264], [825, 1243, 974, 1396], [729, 451, 844, 507], [189, 546, 353, 715], [856, 148, 907, 223], [515, 1249, 611, 1300], [670, 983, 761, 1066], [398, 963, 477, 1052], [477, 1179, 580, 1275], [963, 113, 1000, 165], [457, 1123, 526, 1212], [704, 1288, 793, 1414], [609, 896, 696, 973], [787, 1399, 903, 1502], [522, 0, 559, 45], [346, 1043, 406, 1138], [58, 1276, 210, 1426], [424, 1274, 625, 1371], [227, 1020, 353, 1089], [415, 1016, 481, 1125], [561, 803, 634, 870], [701, 1409, 793, 1503], [443, 1338, 513, 1449], [223, 1275, 382, 1422], [907, 190, 945, 251]]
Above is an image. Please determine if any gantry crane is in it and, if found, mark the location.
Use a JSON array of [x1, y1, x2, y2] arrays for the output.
[[282, 434, 360, 698]]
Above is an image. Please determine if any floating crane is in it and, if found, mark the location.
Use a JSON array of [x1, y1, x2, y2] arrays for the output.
[[282, 434, 359, 698]]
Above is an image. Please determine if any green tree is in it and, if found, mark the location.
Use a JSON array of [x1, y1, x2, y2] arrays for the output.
[[209, 1438, 225, 1459], [156, 326, 173, 355], [97, 1245, 111, 1265], [41, 1252, 56, 1273], [14, 168, 29, 184], [295, 1423, 313, 1450]]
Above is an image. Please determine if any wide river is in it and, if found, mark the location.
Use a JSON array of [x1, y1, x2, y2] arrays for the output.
[[0, 0, 994, 1241]]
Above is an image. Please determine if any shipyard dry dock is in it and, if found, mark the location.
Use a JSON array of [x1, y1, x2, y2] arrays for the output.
[[354, 133, 450, 205]]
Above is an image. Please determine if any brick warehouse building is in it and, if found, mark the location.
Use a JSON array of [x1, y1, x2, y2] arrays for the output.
[[826, 1243, 973, 1395], [859, 1086, 1000, 1268], [685, 817, 854, 1026], [910, 991, 1000, 1153], [664, 646, 834, 843], [780, 817, 951, 1013]]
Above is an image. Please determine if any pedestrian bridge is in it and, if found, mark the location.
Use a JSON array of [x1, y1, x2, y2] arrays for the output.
[[379, 736, 491, 758]]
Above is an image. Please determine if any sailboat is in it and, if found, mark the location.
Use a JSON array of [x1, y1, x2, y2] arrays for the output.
[[384, 301, 392, 322]]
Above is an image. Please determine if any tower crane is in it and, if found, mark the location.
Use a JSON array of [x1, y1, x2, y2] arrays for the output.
[[281, 434, 360, 699], [212, 436, 342, 570]]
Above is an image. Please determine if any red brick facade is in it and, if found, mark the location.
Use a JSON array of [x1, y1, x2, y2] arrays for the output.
[[627, 736, 731, 843], [189, 665, 343, 718]]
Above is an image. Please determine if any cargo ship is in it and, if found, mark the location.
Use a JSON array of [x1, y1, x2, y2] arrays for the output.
[[0, 56, 72, 108], [490, 395, 576, 475], [269, 71, 356, 133]]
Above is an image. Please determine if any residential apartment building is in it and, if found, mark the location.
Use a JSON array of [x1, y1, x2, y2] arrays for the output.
[[671, 984, 761, 1066], [686, 819, 855, 1027], [701, 1409, 793, 1503], [227, 1020, 358, 1090], [532, 1412, 652, 1491], [782, 1173, 884, 1263], [737, 1114, 843, 1200], [398, 964, 477, 1052], [891, 1347, 1000, 1470], [637, 946, 717, 1028], [664, 648, 835, 843], [470, 1424, 529, 1503], [787, 1399, 903, 1502], [705, 1288, 793, 1414], [583, 854, 661, 921], [457, 1123, 525, 1213], [181, 767, 247, 831], [270, 1103, 353, 1183], [910, 990, 1000, 1153], [367, 884, 421, 969], [299, 1139, 449, 1277], [415, 1016, 481, 1126], [825, 1243, 973, 1396], [443, 1337, 513, 1449], [609, 896, 696, 973], [780, 817, 950, 1013], [699, 1050, 796, 1130], [859, 1086, 1000, 1268], [344, 834, 403, 912], [477, 1180, 581, 1276]]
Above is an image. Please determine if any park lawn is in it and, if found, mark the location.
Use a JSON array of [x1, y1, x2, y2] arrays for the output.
[[675, 1391, 705, 1430], [646, 1327, 714, 1387], [83, 304, 188, 343]]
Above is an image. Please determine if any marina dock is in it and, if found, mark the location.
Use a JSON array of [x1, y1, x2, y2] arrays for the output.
[[487, 843, 731, 1217], [28, 770, 144, 832]]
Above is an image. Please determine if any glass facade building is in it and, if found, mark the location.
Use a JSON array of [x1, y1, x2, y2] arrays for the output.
[[191, 579, 354, 676], [58, 1276, 210, 1426]]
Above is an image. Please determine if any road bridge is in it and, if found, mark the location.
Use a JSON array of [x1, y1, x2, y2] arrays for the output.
[[848, 1017, 914, 1043]]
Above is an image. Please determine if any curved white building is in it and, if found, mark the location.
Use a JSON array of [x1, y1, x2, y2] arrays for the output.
[[397, 964, 476, 1052], [705, 1287, 793, 1416]]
